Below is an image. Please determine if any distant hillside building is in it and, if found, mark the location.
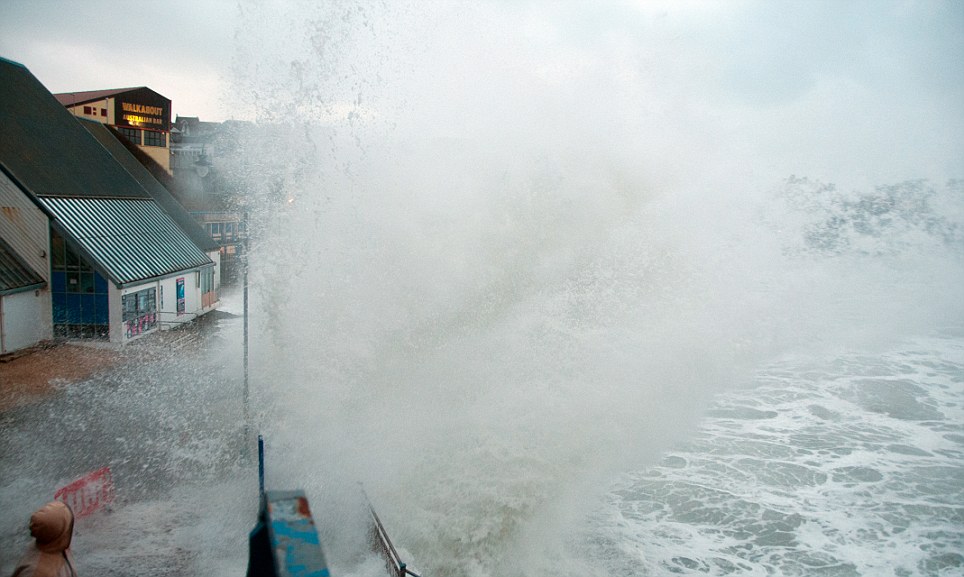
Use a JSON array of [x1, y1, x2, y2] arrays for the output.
[[170, 115, 222, 176], [0, 57, 219, 349], [170, 115, 248, 280], [54, 86, 173, 174]]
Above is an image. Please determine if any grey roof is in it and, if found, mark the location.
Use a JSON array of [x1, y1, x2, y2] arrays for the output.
[[0, 235, 45, 296], [39, 197, 211, 285], [0, 59, 150, 200], [79, 120, 220, 253], [53, 87, 144, 107], [0, 57, 212, 287]]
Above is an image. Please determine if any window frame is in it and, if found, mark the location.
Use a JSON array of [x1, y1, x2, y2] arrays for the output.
[[119, 127, 141, 145], [143, 130, 167, 147]]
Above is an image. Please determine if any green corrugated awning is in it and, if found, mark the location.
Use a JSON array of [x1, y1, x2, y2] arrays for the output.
[[40, 197, 212, 286], [79, 120, 221, 253]]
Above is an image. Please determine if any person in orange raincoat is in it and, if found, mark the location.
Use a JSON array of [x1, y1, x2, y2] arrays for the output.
[[10, 501, 78, 577]]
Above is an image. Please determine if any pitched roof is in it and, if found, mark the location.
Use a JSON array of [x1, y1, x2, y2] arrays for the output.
[[0, 235, 45, 296], [79, 120, 220, 253], [0, 61, 149, 200], [0, 57, 212, 286], [53, 87, 144, 107]]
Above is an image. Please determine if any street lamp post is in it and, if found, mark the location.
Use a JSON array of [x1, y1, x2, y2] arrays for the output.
[[242, 209, 250, 457], [195, 146, 212, 204]]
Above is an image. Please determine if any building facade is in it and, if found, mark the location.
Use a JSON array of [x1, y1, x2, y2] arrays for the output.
[[0, 167, 52, 353], [55, 87, 173, 174], [0, 57, 219, 350]]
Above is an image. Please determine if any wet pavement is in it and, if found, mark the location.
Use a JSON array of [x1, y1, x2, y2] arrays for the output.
[[0, 303, 253, 575]]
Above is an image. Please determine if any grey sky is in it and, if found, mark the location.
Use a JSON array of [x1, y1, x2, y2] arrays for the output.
[[1, 0, 961, 189], [0, 0, 236, 120]]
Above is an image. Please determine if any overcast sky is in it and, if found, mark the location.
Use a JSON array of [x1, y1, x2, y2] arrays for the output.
[[1, 1, 961, 189], [0, 0, 236, 120]]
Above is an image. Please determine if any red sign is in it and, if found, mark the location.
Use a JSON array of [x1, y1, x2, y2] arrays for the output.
[[54, 467, 115, 518]]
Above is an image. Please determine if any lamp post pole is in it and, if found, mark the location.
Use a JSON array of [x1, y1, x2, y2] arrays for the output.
[[242, 209, 250, 458]]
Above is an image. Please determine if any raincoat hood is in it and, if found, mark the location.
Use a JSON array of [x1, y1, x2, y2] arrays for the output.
[[29, 501, 73, 553]]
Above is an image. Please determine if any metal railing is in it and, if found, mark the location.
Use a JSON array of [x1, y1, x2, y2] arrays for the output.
[[253, 435, 423, 577], [367, 492, 422, 577]]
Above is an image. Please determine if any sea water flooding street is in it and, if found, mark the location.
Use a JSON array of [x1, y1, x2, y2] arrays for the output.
[[0, 289, 253, 576], [1, 290, 962, 576]]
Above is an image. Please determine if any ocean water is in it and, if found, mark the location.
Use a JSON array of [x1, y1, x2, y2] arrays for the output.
[[588, 334, 964, 576]]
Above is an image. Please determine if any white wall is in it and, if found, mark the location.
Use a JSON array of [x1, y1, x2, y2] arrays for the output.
[[157, 271, 204, 330], [1, 171, 53, 348], [111, 265, 217, 343], [108, 282, 121, 343], [1, 172, 50, 276], [1, 290, 48, 354]]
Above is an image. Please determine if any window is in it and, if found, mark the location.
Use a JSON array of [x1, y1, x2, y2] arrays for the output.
[[51, 233, 65, 268], [50, 229, 109, 339], [143, 130, 167, 147], [122, 287, 157, 338], [201, 267, 215, 293], [119, 127, 141, 145], [83, 106, 92, 115], [100, 108, 107, 117]]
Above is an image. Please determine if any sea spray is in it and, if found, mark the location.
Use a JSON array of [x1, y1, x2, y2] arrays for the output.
[[224, 2, 964, 575]]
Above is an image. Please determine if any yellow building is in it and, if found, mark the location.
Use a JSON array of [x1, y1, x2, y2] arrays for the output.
[[54, 87, 172, 174]]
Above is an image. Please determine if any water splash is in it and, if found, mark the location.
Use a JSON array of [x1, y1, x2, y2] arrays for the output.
[[222, 3, 964, 575]]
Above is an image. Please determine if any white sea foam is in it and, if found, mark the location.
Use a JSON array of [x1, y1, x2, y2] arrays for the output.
[[592, 335, 964, 576]]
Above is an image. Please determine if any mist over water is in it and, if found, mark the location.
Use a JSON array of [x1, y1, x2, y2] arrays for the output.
[[223, 2, 963, 575]]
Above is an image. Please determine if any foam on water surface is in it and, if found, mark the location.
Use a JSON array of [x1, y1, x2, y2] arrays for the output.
[[590, 335, 964, 576]]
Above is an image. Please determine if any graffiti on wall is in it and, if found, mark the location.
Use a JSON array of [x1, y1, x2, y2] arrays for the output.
[[124, 312, 157, 339], [122, 287, 157, 340]]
